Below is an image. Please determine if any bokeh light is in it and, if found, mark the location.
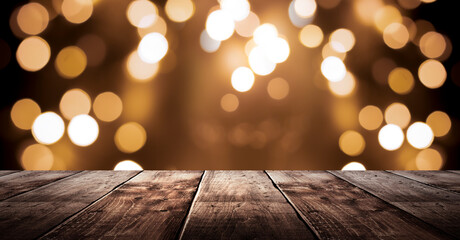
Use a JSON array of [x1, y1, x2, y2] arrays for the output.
[[267, 78, 290, 100], [264, 37, 290, 64], [61, 0, 93, 24], [388, 67, 414, 95], [93, 92, 123, 122], [288, 0, 314, 28], [55, 46, 87, 79], [378, 124, 404, 151], [330, 28, 355, 53], [322, 42, 346, 60], [165, 0, 195, 23], [220, 0, 250, 21], [126, 0, 158, 28], [359, 105, 383, 131], [221, 93, 239, 112], [342, 162, 366, 171], [16, 36, 50, 72], [253, 24, 278, 45], [231, 67, 255, 92], [383, 23, 409, 49], [17, 3, 49, 35], [384, 102, 411, 129], [339, 130, 365, 156], [294, 0, 317, 18], [68, 114, 99, 147], [138, 33, 168, 64], [126, 50, 159, 81], [328, 71, 356, 97], [235, 11, 259, 37], [200, 30, 221, 53], [11, 99, 41, 130], [21, 144, 54, 170], [426, 111, 451, 137], [114, 160, 143, 170], [115, 122, 147, 153], [418, 59, 446, 89], [406, 122, 434, 149], [299, 24, 323, 48], [321, 56, 346, 82], [32, 112, 65, 145], [59, 88, 91, 120], [373, 5, 402, 32], [206, 10, 235, 41], [419, 31, 446, 58], [248, 46, 276, 76], [416, 148, 443, 170], [137, 16, 167, 37]]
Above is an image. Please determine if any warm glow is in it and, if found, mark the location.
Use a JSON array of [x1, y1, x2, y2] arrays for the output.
[[77, 34, 106, 67], [294, 0, 317, 18], [206, 10, 235, 41], [328, 71, 356, 97], [127, 0, 158, 28], [126, 50, 159, 81], [55, 46, 87, 79], [407, 122, 434, 149], [398, 0, 421, 9], [288, 0, 314, 28], [383, 23, 409, 49], [355, 0, 384, 25], [138, 33, 168, 64], [420, 31, 446, 58], [322, 42, 346, 60], [93, 92, 123, 122], [374, 5, 402, 32], [21, 144, 54, 170], [388, 67, 414, 95], [321, 56, 346, 82], [426, 111, 451, 137], [299, 24, 323, 48], [339, 130, 365, 156], [68, 114, 99, 147], [115, 122, 147, 153], [416, 148, 443, 170], [221, 93, 239, 112], [235, 11, 259, 37], [253, 24, 278, 46], [165, 0, 195, 23], [267, 78, 289, 100], [17, 3, 49, 35], [384, 102, 411, 129], [11, 99, 41, 130], [264, 37, 290, 64], [248, 46, 276, 76], [114, 160, 143, 170], [137, 16, 167, 37], [330, 28, 355, 53], [231, 67, 255, 92], [61, 0, 93, 24], [32, 112, 65, 145], [342, 162, 366, 171], [378, 124, 404, 151], [16, 36, 50, 72], [200, 30, 221, 53], [220, 0, 250, 21], [59, 88, 91, 120], [359, 105, 383, 131], [418, 59, 446, 89]]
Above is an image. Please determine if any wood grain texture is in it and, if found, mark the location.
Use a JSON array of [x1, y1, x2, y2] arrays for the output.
[[0, 171, 79, 201], [267, 171, 453, 240], [389, 171, 460, 193], [331, 170, 460, 238], [179, 171, 315, 240], [448, 170, 460, 174], [0, 170, 139, 240], [0, 170, 19, 177], [41, 171, 203, 240]]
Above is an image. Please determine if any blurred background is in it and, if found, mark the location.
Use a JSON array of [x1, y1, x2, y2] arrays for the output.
[[0, 0, 459, 170]]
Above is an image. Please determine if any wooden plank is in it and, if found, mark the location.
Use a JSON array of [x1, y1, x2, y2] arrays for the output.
[[0, 170, 140, 240], [267, 171, 452, 240], [0, 170, 19, 177], [448, 170, 460, 174], [389, 171, 460, 193], [179, 171, 315, 239], [331, 171, 460, 238], [41, 171, 203, 240], [0, 171, 79, 201]]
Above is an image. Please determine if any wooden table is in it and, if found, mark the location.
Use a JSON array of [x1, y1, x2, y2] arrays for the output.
[[0, 170, 459, 239]]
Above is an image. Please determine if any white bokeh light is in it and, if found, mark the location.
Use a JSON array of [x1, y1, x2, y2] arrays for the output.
[[200, 30, 221, 53], [253, 24, 278, 45], [206, 10, 235, 41], [220, 0, 250, 21], [114, 160, 143, 170], [407, 122, 434, 149], [263, 37, 290, 63], [137, 32, 168, 64], [231, 67, 255, 92], [321, 56, 346, 82], [378, 124, 404, 151], [248, 46, 276, 76], [342, 162, 366, 171], [32, 112, 65, 145], [294, 0, 317, 18], [67, 114, 99, 147]]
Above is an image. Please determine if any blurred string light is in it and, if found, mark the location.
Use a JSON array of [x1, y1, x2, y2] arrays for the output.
[[321, 56, 346, 82], [61, 0, 93, 24], [55, 46, 87, 79], [359, 105, 383, 131], [200, 30, 221, 53], [16, 36, 50, 72], [11, 99, 41, 130], [339, 130, 365, 156], [115, 122, 147, 153], [126, 0, 158, 28], [138, 32, 168, 64], [418, 59, 446, 89], [329, 28, 355, 53], [406, 122, 434, 149], [165, 0, 195, 23], [93, 92, 123, 122], [388, 67, 414, 94], [206, 10, 235, 41], [17, 2, 49, 35], [21, 144, 54, 170], [327, 71, 356, 97], [378, 124, 404, 151], [138, 16, 167, 37], [267, 78, 290, 100], [299, 24, 323, 48], [114, 160, 143, 170], [231, 67, 255, 92], [126, 50, 159, 81], [342, 161, 366, 171], [59, 88, 91, 120], [426, 111, 451, 137], [383, 22, 409, 49], [416, 148, 443, 170], [235, 11, 259, 37], [384, 102, 411, 129], [67, 114, 99, 147], [32, 112, 65, 145], [221, 93, 239, 112]]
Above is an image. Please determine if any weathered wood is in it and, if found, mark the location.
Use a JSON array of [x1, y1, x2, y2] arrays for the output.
[[331, 170, 460, 238], [0, 171, 78, 201], [41, 171, 203, 240], [389, 171, 460, 193], [448, 170, 460, 175], [267, 171, 452, 239], [0, 170, 19, 177], [179, 171, 315, 239], [0, 170, 139, 240]]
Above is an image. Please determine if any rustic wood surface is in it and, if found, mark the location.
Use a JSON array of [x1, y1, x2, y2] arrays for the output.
[[0, 170, 458, 239], [0, 170, 19, 177]]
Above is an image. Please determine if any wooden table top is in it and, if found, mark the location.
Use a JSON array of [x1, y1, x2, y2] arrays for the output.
[[0, 170, 459, 239]]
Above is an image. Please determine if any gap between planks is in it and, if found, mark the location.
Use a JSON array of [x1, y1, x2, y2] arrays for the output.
[[37, 171, 143, 239], [386, 170, 460, 195]]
